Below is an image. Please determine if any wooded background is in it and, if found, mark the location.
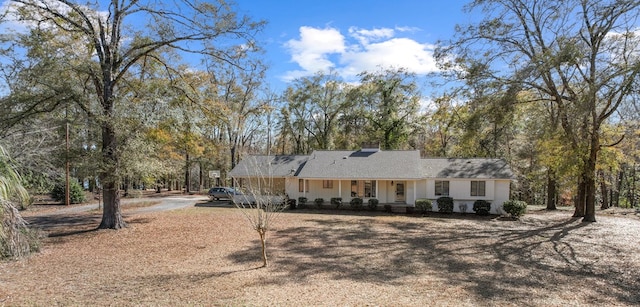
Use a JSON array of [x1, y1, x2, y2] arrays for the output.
[[1, 0, 638, 227]]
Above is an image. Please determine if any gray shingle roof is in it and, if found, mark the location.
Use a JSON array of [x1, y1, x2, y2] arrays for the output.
[[422, 158, 513, 179], [296, 150, 423, 179], [228, 155, 309, 178], [229, 152, 514, 180]]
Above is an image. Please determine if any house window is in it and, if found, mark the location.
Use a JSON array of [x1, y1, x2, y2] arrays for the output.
[[364, 180, 376, 197], [471, 181, 486, 196], [435, 180, 449, 196], [323, 180, 333, 189], [298, 179, 308, 192], [351, 180, 376, 197]]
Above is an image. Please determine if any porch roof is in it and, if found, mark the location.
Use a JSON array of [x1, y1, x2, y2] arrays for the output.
[[296, 150, 423, 179]]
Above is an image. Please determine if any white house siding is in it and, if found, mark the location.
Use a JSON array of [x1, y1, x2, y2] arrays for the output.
[[493, 180, 511, 214], [422, 179, 509, 214], [378, 181, 391, 203]]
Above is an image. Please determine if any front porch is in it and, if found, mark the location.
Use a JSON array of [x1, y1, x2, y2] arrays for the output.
[[294, 198, 414, 213], [293, 178, 421, 206]]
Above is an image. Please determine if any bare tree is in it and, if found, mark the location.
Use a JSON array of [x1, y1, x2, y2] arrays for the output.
[[231, 157, 287, 267], [438, 0, 640, 222], [2, 0, 264, 229]]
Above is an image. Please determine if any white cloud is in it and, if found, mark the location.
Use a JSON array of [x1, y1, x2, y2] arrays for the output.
[[0, 0, 110, 36], [282, 25, 439, 82], [283, 26, 345, 80], [348, 26, 394, 45], [341, 38, 438, 77]]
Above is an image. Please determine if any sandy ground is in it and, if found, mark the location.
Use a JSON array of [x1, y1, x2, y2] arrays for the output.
[[2, 201, 639, 306]]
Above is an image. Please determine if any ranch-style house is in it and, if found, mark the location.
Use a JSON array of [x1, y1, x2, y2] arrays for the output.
[[228, 145, 514, 214]]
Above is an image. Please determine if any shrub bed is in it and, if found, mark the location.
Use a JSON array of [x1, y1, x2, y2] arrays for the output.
[[51, 180, 86, 204], [298, 197, 307, 208], [473, 200, 491, 215], [367, 198, 379, 210], [350, 197, 363, 210], [331, 197, 343, 208], [416, 198, 432, 213], [437, 197, 454, 213], [503, 200, 527, 218]]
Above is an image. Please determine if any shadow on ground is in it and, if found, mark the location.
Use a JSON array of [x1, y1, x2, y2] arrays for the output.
[[194, 200, 234, 208], [228, 211, 640, 305], [25, 214, 102, 238]]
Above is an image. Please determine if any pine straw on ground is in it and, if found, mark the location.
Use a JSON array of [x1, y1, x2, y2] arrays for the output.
[[1, 205, 639, 306]]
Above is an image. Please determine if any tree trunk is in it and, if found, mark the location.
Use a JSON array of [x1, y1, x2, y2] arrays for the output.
[[613, 168, 623, 207], [599, 170, 609, 210], [230, 145, 237, 169], [573, 176, 586, 217], [546, 170, 557, 210], [199, 161, 204, 192], [582, 133, 598, 222], [98, 121, 126, 229], [184, 152, 190, 193], [630, 164, 637, 208], [259, 230, 268, 267]]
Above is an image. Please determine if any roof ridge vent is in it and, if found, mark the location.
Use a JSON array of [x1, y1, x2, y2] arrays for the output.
[[361, 142, 380, 152]]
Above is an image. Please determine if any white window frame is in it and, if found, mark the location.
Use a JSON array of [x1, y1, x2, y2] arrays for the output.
[[435, 180, 450, 196]]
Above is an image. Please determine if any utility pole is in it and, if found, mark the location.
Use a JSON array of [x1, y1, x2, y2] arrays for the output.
[[65, 120, 70, 206]]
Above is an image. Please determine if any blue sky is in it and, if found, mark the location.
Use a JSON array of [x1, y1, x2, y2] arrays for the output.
[[0, 0, 475, 94], [234, 0, 475, 92]]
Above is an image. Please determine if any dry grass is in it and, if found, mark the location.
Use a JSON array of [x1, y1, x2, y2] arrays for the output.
[[1, 203, 639, 306]]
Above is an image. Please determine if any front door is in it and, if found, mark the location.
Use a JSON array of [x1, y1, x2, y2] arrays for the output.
[[395, 181, 405, 202]]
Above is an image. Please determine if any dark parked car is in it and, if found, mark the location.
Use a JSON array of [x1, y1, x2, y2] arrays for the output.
[[208, 187, 241, 200]]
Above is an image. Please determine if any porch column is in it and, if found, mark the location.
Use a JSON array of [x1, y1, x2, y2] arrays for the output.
[[338, 180, 342, 198], [376, 180, 379, 199], [413, 181, 417, 205]]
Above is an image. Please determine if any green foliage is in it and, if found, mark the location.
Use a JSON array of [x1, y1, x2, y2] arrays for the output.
[[350, 197, 363, 210], [314, 198, 324, 208], [1, 145, 40, 259], [437, 197, 454, 213], [126, 190, 143, 199], [298, 197, 307, 204], [50, 180, 86, 204], [473, 200, 491, 215], [415, 198, 432, 213], [20, 170, 55, 195], [502, 200, 527, 218], [0, 147, 30, 207], [384, 204, 393, 213], [367, 198, 379, 210], [331, 197, 343, 208], [353, 68, 421, 150]]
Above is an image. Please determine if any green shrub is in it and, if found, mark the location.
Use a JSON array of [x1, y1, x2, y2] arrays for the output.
[[502, 200, 527, 218], [384, 204, 393, 213], [415, 198, 432, 213], [350, 197, 363, 210], [473, 200, 491, 215], [367, 198, 379, 210], [298, 197, 307, 208], [314, 198, 324, 208], [50, 180, 86, 204], [127, 189, 143, 198], [437, 196, 454, 213], [331, 197, 343, 208]]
